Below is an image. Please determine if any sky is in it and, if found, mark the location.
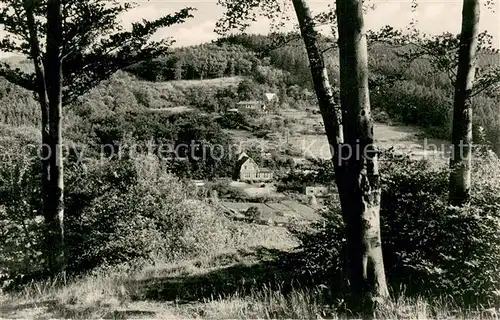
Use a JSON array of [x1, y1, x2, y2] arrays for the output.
[[118, 0, 500, 48], [0, 0, 499, 57]]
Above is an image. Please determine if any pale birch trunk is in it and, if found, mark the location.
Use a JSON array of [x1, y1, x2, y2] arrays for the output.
[[449, 0, 480, 206]]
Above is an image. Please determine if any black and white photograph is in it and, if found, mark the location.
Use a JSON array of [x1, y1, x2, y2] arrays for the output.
[[0, 0, 499, 318]]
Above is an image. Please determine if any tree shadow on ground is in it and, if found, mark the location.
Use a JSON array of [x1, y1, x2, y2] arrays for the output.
[[103, 310, 157, 319], [0, 299, 161, 319], [127, 246, 306, 304], [0, 300, 57, 317]]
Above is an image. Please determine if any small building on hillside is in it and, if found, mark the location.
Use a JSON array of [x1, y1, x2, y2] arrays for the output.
[[263, 92, 279, 106], [304, 185, 330, 197], [236, 100, 266, 112], [234, 152, 273, 182], [235, 92, 278, 113], [191, 180, 205, 187]]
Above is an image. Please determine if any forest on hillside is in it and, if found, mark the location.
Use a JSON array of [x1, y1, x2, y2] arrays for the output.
[[128, 33, 500, 150], [3, 32, 498, 152], [1, 0, 500, 316]]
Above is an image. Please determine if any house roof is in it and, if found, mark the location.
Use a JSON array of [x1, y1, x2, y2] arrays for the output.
[[264, 93, 277, 101], [305, 185, 329, 189], [191, 180, 205, 187], [235, 155, 256, 172], [237, 152, 248, 161], [234, 153, 274, 176]]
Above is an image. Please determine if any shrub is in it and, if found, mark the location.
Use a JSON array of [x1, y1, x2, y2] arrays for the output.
[[277, 159, 335, 193], [288, 151, 500, 306], [204, 180, 247, 200], [217, 112, 251, 130], [1, 152, 236, 287], [65, 155, 235, 271], [0, 144, 45, 286], [245, 206, 262, 220]]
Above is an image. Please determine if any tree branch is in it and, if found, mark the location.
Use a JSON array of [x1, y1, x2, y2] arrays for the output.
[[0, 63, 36, 91]]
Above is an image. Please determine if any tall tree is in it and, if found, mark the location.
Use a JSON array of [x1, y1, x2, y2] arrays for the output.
[[217, 0, 389, 311], [335, 0, 389, 307], [449, 0, 480, 205], [0, 0, 193, 275], [369, 14, 499, 206], [44, 0, 65, 274]]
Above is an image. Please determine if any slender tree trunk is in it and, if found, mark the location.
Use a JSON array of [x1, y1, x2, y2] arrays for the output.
[[291, 0, 343, 159], [23, 0, 56, 274], [45, 0, 66, 275], [449, 0, 479, 206], [336, 0, 389, 311], [23, 0, 50, 178], [292, 0, 388, 313]]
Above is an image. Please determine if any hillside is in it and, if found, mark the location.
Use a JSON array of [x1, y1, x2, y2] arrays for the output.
[[2, 32, 500, 319], [6, 32, 499, 151], [1, 33, 499, 153], [128, 34, 500, 151]]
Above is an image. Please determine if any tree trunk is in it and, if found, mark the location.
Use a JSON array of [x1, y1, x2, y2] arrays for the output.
[[23, 0, 57, 274], [23, 0, 50, 188], [45, 0, 66, 275], [336, 0, 389, 311], [291, 0, 343, 158], [292, 0, 389, 313], [449, 0, 479, 206]]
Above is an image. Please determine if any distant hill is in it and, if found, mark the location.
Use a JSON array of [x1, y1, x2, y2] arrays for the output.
[[1, 32, 499, 153]]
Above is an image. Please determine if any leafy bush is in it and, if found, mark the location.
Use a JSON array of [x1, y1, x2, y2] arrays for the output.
[[245, 206, 262, 220], [1, 152, 236, 287], [288, 151, 500, 306], [217, 112, 251, 130], [277, 159, 335, 193], [0, 145, 44, 285], [65, 155, 235, 271], [203, 180, 247, 200]]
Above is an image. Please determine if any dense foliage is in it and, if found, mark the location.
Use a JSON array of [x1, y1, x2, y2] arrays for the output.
[[69, 109, 236, 180], [0, 135, 237, 286], [289, 150, 500, 306], [128, 43, 260, 81], [3, 31, 499, 152], [1, 27, 500, 308]]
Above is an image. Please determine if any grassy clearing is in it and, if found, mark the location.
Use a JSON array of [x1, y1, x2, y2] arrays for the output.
[[2, 245, 498, 319], [166, 76, 245, 89], [0, 221, 299, 319], [2, 213, 499, 319]]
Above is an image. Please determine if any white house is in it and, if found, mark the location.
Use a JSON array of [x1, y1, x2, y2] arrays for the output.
[[234, 152, 273, 182], [236, 100, 265, 111], [304, 185, 330, 197], [263, 93, 279, 104]]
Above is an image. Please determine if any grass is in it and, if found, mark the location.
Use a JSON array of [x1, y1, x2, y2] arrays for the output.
[[2, 209, 499, 319], [166, 76, 245, 89], [0, 219, 301, 319], [2, 246, 499, 319]]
